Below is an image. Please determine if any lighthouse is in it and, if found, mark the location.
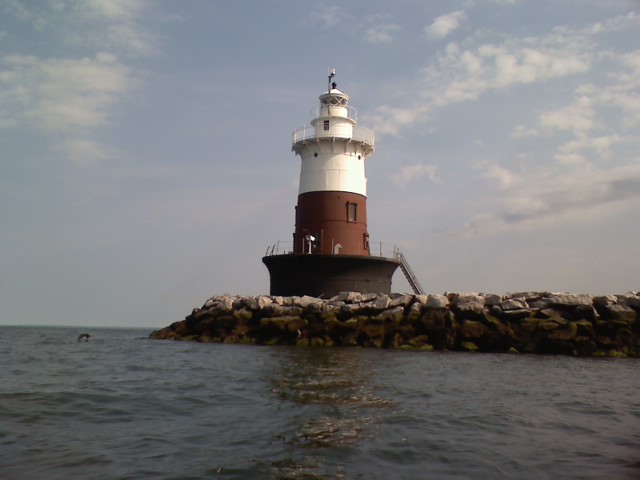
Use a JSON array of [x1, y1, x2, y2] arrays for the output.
[[263, 71, 405, 297]]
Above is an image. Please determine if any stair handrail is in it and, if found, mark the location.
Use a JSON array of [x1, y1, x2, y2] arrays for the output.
[[395, 251, 425, 295]]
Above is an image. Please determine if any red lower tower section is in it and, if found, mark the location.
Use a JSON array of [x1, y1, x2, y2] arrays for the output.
[[294, 191, 369, 255]]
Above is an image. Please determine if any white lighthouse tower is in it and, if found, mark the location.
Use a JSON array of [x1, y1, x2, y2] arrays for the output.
[[263, 71, 403, 297], [292, 70, 373, 256]]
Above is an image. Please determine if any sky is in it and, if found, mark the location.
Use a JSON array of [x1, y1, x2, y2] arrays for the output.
[[1, 0, 639, 327]]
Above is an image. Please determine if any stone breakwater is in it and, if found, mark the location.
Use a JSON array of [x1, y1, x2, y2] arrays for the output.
[[149, 292, 640, 357]]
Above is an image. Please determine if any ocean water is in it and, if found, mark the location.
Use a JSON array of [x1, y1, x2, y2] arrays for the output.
[[1, 326, 639, 480]]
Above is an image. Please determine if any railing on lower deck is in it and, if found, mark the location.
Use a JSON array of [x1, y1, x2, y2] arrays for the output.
[[264, 241, 294, 256], [291, 124, 375, 147], [264, 241, 398, 259]]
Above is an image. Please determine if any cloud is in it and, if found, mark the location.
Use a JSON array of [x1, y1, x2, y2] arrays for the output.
[[63, 138, 115, 164], [511, 125, 540, 138], [366, 105, 428, 136], [553, 134, 622, 165], [0, 53, 134, 131], [74, 0, 156, 57], [309, 6, 344, 29], [79, 0, 144, 20], [0, 0, 155, 165], [369, 19, 608, 136], [392, 163, 440, 187], [365, 24, 400, 44], [476, 42, 591, 88], [584, 51, 640, 130], [538, 95, 595, 137], [425, 11, 466, 39], [474, 161, 523, 190], [466, 162, 640, 235], [508, 47, 640, 167], [1, 1, 155, 57]]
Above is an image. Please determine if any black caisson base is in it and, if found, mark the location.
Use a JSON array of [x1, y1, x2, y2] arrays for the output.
[[262, 254, 400, 298]]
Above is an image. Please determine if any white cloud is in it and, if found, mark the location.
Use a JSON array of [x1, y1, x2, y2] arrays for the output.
[[80, 0, 144, 20], [511, 125, 540, 138], [392, 163, 440, 187], [465, 161, 640, 234], [582, 11, 638, 35], [588, 51, 640, 129], [370, 20, 603, 136], [310, 6, 343, 28], [0, 53, 133, 131], [478, 43, 591, 88], [0, 0, 155, 165], [425, 10, 467, 39], [554, 134, 622, 165], [505, 47, 640, 169], [63, 138, 114, 164], [365, 24, 400, 44], [474, 161, 523, 190], [366, 105, 427, 136], [538, 95, 595, 137], [0, 1, 155, 57]]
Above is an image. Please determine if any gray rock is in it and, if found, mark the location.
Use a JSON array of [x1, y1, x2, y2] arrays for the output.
[[256, 296, 273, 309], [529, 298, 552, 309], [372, 295, 391, 310], [547, 293, 593, 307], [337, 291, 364, 304], [217, 295, 236, 311], [390, 294, 414, 308], [618, 293, 640, 309], [360, 293, 380, 302], [281, 296, 296, 306], [426, 294, 450, 309], [271, 296, 286, 305], [507, 292, 546, 301], [203, 298, 215, 308], [414, 294, 429, 305], [407, 302, 423, 317], [500, 298, 529, 311], [453, 293, 485, 313], [593, 295, 618, 307], [482, 294, 502, 306], [294, 295, 324, 309]]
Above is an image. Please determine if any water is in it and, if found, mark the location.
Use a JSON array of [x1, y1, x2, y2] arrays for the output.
[[1, 326, 639, 479]]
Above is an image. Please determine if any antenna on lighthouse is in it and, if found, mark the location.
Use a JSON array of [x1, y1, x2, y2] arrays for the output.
[[328, 68, 336, 92]]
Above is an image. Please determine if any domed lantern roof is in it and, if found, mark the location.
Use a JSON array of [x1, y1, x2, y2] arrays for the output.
[[319, 87, 349, 108]]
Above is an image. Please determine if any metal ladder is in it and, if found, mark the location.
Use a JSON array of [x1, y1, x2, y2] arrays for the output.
[[396, 251, 425, 295]]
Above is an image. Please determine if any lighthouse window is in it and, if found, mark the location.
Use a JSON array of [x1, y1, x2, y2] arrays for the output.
[[347, 202, 357, 222], [323, 120, 330, 131]]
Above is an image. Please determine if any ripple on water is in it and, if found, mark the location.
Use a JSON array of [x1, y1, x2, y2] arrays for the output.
[[1, 328, 639, 480]]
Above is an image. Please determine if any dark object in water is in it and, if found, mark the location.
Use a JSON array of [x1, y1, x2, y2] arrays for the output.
[[78, 333, 91, 342]]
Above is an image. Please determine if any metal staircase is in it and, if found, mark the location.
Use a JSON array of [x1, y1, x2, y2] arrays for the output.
[[396, 251, 425, 295]]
